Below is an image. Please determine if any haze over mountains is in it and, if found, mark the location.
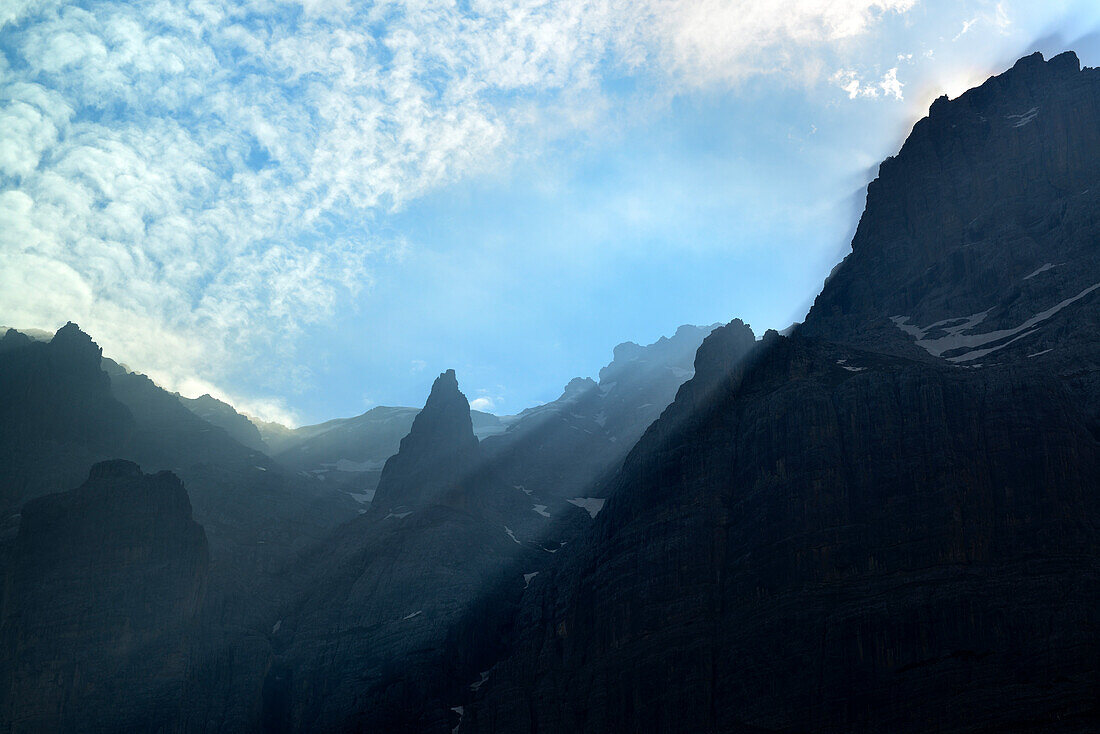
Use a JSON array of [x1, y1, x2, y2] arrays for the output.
[[1, 51, 1098, 733]]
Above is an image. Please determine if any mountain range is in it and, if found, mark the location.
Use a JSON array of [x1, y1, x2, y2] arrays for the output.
[[0, 51, 1096, 733]]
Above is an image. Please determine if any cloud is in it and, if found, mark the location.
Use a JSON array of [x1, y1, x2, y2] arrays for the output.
[[831, 66, 905, 100], [879, 67, 904, 99], [954, 17, 979, 41], [651, 0, 918, 86], [469, 397, 495, 411], [0, 0, 918, 413]]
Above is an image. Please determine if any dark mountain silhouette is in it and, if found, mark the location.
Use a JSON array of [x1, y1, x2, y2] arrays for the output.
[[457, 51, 1100, 734], [0, 461, 209, 732], [1, 50, 1098, 734], [261, 370, 537, 732], [179, 393, 269, 452]]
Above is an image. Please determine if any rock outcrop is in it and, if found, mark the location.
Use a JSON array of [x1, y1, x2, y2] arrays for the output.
[[459, 52, 1100, 734], [266, 370, 536, 732], [180, 393, 269, 453], [0, 461, 209, 732]]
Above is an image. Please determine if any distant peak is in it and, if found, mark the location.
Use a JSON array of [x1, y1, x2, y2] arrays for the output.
[[1011, 50, 1045, 71], [1049, 50, 1080, 74], [562, 376, 597, 399], [0, 328, 33, 352], [49, 322, 101, 359], [371, 368, 479, 513], [410, 369, 474, 439]]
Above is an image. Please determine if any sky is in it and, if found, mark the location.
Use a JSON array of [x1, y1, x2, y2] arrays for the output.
[[2, 0, 1100, 425]]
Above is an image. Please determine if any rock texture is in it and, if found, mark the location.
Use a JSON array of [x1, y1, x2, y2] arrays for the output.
[[266, 404, 505, 499], [0, 324, 361, 730], [0, 323, 134, 530], [180, 393, 269, 453], [0, 461, 209, 733], [266, 370, 536, 732], [459, 52, 1100, 734], [480, 324, 737, 530]]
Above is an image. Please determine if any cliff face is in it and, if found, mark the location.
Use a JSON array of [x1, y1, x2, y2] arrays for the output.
[[480, 324, 746, 536], [0, 324, 135, 524], [0, 461, 209, 733], [179, 393, 269, 453], [460, 52, 1100, 734], [805, 51, 1100, 414], [266, 370, 537, 732]]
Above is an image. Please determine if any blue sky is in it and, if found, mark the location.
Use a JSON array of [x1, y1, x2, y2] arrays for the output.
[[2, 0, 1099, 424]]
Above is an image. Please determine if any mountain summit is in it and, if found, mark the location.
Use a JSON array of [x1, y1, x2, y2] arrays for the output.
[[457, 52, 1100, 734], [370, 369, 481, 515]]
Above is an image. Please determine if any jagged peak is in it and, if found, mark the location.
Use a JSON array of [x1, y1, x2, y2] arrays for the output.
[[0, 328, 33, 352], [49, 321, 102, 360], [371, 369, 480, 514], [396, 368, 476, 451], [562, 376, 597, 398]]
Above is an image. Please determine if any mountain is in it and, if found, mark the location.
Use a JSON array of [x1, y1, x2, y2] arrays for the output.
[[262, 326, 714, 508], [457, 52, 1100, 733], [480, 324, 733, 523], [0, 323, 134, 531], [263, 370, 537, 732], [179, 393, 268, 452], [263, 406, 507, 500], [0, 461, 209, 732], [0, 324, 362, 729]]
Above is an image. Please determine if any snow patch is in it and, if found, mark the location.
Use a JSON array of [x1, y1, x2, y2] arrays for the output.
[[384, 511, 413, 520], [402, 610, 422, 620], [891, 282, 1100, 362], [567, 497, 606, 519], [1007, 106, 1039, 127], [1023, 263, 1055, 280], [348, 490, 375, 504], [532, 504, 550, 518], [836, 359, 865, 372], [504, 526, 520, 544], [1027, 348, 1053, 358], [523, 572, 539, 588], [470, 670, 491, 691], [254, 465, 267, 471], [271, 620, 282, 634], [451, 706, 464, 734]]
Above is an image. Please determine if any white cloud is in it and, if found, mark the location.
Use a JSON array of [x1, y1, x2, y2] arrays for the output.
[[879, 67, 904, 99], [469, 396, 495, 411], [653, 0, 918, 86], [0, 0, 918, 411], [831, 66, 905, 100], [953, 17, 978, 41]]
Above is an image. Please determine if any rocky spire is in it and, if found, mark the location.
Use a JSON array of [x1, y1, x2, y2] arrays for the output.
[[370, 369, 480, 514]]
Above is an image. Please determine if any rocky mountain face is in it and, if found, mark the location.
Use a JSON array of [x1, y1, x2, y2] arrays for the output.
[[457, 52, 1100, 733], [0, 324, 134, 529], [261, 326, 711, 514], [0, 461, 209, 733], [263, 370, 538, 732], [480, 324, 734, 528], [0, 324, 361, 730], [3, 51, 1097, 734], [180, 393, 269, 453], [263, 405, 506, 501]]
